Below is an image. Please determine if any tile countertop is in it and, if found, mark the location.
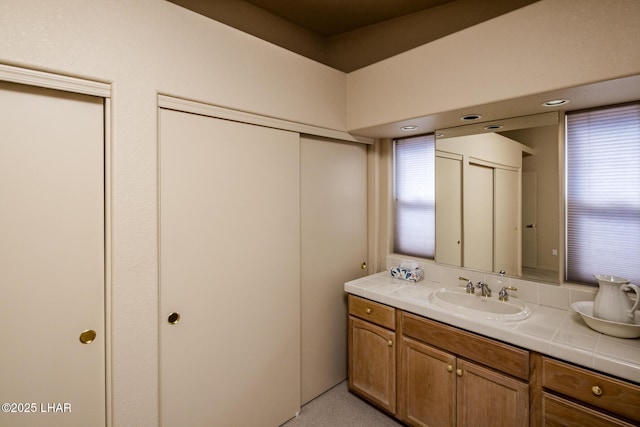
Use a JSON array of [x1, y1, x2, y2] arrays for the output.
[[345, 271, 640, 384]]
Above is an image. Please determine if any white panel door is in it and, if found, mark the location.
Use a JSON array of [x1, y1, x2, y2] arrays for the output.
[[0, 82, 105, 427], [494, 168, 520, 275], [159, 109, 300, 427], [435, 155, 462, 267], [464, 163, 493, 271], [300, 136, 367, 404]]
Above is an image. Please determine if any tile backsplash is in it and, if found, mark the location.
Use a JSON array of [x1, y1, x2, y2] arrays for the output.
[[385, 254, 597, 310]]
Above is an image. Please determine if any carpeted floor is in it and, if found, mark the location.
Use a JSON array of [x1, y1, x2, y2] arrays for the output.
[[280, 381, 404, 426]]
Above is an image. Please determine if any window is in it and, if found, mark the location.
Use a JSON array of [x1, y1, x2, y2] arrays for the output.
[[393, 134, 435, 258], [566, 103, 640, 284]]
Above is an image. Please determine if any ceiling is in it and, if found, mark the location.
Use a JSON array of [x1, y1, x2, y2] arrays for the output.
[[168, 0, 538, 72], [242, 0, 457, 37]]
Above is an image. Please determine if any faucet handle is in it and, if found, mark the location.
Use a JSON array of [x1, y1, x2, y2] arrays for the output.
[[459, 277, 475, 294], [498, 286, 517, 301]]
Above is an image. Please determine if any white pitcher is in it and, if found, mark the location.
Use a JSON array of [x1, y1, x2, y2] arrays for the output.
[[593, 274, 640, 324]]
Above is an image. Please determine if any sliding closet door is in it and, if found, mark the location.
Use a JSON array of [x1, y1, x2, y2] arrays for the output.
[[159, 108, 300, 427], [300, 136, 368, 404], [494, 168, 520, 275], [464, 163, 494, 271], [0, 81, 105, 427]]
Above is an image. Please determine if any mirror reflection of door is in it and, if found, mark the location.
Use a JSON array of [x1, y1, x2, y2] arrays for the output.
[[435, 154, 462, 266], [464, 163, 493, 271], [435, 113, 559, 282], [522, 172, 538, 268], [494, 168, 519, 275]]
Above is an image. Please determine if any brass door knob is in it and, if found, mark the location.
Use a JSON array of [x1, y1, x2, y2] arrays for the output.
[[387, 340, 393, 347], [168, 312, 181, 325], [447, 365, 453, 372], [592, 385, 603, 396], [79, 329, 96, 344], [366, 308, 371, 314], [361, 262, 367, 270], [456, 369, 463, 377]]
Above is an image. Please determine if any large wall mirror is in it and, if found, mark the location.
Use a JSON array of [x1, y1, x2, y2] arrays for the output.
[[435, 112, 560, 283], [357, 73, 640, 286]]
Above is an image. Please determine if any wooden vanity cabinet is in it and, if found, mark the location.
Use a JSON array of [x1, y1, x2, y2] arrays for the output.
[[399, 312, 529, 427], [539, 357, 640, 426], [348, 294, 640, 427], [348, 295, 397, 414]]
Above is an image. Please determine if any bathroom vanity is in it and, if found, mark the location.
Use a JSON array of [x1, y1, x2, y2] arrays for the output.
[[346, 273, 640, 426]]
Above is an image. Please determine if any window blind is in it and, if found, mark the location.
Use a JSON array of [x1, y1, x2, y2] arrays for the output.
[[566, 103, 640, 285], [393, 134, 435, 258]]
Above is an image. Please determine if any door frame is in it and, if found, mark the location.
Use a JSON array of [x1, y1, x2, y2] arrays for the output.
[[0, 63, 112, 427]]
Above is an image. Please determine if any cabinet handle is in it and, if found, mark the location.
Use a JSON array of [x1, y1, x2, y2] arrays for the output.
[[366, 308, 371, 314], [447, 365, 453, 372], [591, 385, 603, 396], [456, 369, 463, 377], [388, 340, 393, 347]]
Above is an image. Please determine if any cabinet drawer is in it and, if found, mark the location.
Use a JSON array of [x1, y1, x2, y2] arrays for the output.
[[542, 357, 640, 422], [542, 392, 636, 427], [348, 295, 395, 330], [401, 312, 529, 380]]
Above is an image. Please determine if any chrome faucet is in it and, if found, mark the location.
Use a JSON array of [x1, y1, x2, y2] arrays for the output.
[[498, 286, 518, 301], [476, 281, 492, 297], [459, 276, 475, 294]]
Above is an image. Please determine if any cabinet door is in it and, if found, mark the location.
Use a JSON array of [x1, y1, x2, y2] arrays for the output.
[[349, 316, 396, 413], [0, 82, 105, 427], [159, 108, 300, 427], [399, 337, 456, 427], [456, 359, 528, 427], [300, 136, 368, 404]]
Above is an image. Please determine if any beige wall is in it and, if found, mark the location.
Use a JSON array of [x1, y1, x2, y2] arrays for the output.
[[346, 0, 640, 131], [0, 1, 346, 426]]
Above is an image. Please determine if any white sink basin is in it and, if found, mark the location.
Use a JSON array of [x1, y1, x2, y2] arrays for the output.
[[428, 288, 532, 321]]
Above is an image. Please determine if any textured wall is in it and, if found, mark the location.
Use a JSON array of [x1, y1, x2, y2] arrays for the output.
[[0, 1, 346, 426]]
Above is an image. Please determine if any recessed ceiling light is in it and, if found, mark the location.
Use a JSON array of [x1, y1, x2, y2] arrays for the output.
[[542, 99, 570, 107], [401, 125, 418, 131], [484, 124, 503, 130], [460, 114, 482, 121]]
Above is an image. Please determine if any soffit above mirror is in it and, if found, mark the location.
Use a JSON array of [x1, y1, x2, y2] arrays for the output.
[[354, 73, 640, 138], [436, 111, 558, 139], [167, 0, 538, 72]]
